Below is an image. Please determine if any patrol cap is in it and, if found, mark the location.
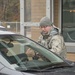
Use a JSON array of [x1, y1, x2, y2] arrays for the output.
[[39, 17, 53, 27]]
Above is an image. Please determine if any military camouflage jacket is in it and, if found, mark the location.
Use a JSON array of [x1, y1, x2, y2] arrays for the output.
[[38, 27, 67, 58]]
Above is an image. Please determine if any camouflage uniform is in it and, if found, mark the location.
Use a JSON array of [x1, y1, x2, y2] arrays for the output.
[[38, 27, 67, 58]]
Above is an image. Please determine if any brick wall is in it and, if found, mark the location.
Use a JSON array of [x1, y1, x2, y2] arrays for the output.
[[67, 53, 75, 61], [31, 0, 46, 41], [54, 0, 59, 27], [31, 0, 46, 22]]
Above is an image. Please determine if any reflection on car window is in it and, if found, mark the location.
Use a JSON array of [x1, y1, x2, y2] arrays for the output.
[[0, 35, 63, 70]]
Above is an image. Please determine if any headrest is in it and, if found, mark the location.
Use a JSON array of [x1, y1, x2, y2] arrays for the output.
[[0, 41, 14, 49]]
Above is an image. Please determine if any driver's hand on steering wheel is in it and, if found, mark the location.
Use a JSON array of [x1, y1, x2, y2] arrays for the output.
[[26, 48, 35, 57]]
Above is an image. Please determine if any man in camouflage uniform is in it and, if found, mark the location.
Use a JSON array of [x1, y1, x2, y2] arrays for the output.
[[38, 16, 67, 58]]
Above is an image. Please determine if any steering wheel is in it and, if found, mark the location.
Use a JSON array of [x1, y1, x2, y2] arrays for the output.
[[17, 57, 29, 65], [17, 53, 29, 65]]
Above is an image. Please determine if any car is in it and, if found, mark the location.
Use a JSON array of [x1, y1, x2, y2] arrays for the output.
[[0, 73, 9, 75], [0, 30, 75, 75], [0, 26, 7, 31]]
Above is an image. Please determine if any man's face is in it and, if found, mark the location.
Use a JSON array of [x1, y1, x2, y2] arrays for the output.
[[40, 26, 51, 34]]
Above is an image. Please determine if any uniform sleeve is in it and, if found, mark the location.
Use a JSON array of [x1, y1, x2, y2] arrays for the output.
[[50, 35, 64, 55], [37, 35, 42, 43]]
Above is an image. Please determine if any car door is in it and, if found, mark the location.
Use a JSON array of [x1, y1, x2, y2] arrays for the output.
[[0, 62, 24, 75]]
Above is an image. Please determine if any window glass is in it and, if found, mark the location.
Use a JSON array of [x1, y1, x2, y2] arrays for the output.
[[62, 0, 75, 42], [0, 0, 20, 34], [0, 0, 20, 22], [0, 35, 63, 70]]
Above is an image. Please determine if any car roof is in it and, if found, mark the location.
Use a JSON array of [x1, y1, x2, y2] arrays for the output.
[[0, 26, 7, 31], [0, 30, 16, 35], [0, 26, 5, 28]]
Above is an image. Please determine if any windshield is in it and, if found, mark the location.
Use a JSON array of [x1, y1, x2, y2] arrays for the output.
[[0, 34, 64, 71]]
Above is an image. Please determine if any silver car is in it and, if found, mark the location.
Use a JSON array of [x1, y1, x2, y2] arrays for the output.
[[0, 26, 7, 31], [0, 30, 75, 75]]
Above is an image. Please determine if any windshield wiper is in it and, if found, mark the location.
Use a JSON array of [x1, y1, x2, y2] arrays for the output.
[[21, 69, 55, 72], [23, 65, 71, 72], [16, 62, 72, 72], [22, 69, 40, 72], [42, 64, 72, 71], [17, 65, 71, 72], [17, 67, 52, 72], [16, 67, 41, 72]]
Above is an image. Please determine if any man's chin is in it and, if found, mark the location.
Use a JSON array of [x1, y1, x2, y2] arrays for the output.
[[41, 31, 48, 36]]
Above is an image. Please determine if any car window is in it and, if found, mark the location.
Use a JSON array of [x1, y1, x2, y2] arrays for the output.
[[0, 35, 64, 70]]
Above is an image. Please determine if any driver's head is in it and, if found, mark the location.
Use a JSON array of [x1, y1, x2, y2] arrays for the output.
[[1, 47, 8, 53], [39, 17, 53, 34], [0, 41, 8, 54]]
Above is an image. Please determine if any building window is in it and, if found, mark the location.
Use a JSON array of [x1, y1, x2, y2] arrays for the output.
[[62, 0, 75, 42], [0, 0, 20, 22]]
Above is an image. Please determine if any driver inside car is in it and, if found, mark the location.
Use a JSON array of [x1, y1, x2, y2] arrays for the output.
[[0, 41, 9, 57], [26, 47, 41, 60], [0, 41, 17, 64], [0, 46, 9, 57]]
